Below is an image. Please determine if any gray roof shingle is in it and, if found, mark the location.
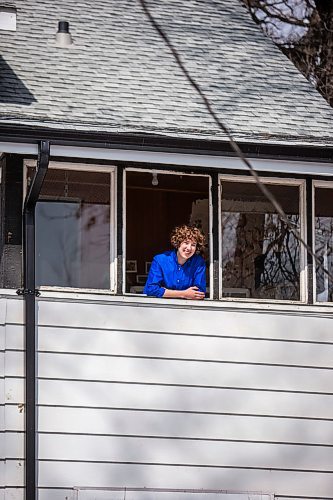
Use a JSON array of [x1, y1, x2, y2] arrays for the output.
[[1, 0, 333, 146]]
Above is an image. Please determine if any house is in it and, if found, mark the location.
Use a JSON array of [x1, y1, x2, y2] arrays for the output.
[[1, 0, 333, 499]]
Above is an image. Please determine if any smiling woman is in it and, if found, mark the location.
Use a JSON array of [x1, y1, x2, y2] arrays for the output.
[[143, 224, 206, 300], [125, 169, 210, 295]]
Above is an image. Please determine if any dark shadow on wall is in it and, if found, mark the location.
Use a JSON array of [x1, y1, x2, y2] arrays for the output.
[[0, 55, 36, 105]]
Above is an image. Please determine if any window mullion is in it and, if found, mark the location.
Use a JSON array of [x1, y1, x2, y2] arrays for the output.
[[116, 164, 124, 295], [211, 171, 220, 300], [306, 178, 314, 304]]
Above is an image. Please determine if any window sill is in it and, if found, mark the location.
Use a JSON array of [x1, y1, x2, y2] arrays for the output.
[[1, 288, 332, 316]]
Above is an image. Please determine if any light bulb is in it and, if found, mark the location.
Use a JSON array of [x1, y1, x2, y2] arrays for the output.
[[152, 172, 158, 186]]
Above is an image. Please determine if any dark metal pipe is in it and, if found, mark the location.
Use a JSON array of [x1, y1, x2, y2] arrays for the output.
[[17, 140, 50, 500]]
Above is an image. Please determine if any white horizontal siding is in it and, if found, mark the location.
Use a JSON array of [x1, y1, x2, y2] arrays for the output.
[[0, 486, 76, 500], [20, 325, 333, 368], [274, 498, 332, 500], [0, 299, 24, 500], [1, 433, 23, 459], [32, 299, 333, 342], [2, 296, 333, 499], [34, 407, 333, 446], [1, 460, 23, 487], [77, 491, 272, 500], [0, 325, 4, 378], [0, 381, 5, 402], [0, 491, 278, 500], [37, 462, 333, 497], [2, 379, 23, 405], [0, 319, 5, 488], [0, 489, 75, 500], [7, 349, 333, 394], [7, 321, 333, 370], [3, 325, 23, 350], [3, 299, 23, 325], [37, 379, 333, 419], [3, 491, 325, 500], [37, 434, 333, 470], [0, 327, 5, 352], [0, 461, 4, 488], [3, 406, 22, 432], [5, 489, 260, 500], [0, 301, 6, 326], [39, 491, 75, 500], [0, 406, 4, 433], [34, 352, 333, 394]]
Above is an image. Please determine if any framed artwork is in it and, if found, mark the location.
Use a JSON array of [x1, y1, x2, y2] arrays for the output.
[[126, 260, 137, 273], [145, 261, 152, 274], [136, 274, 148, 284]]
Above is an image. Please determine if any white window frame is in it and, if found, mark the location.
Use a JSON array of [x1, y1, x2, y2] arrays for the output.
[[24, 160, 117, 293], [312, 179, 333, 305], [123, 167, 213, 299], [218, 174, 307, 303]]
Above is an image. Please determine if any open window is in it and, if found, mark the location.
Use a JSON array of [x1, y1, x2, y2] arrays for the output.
[[220, 175, 306, 301], [313, 181, 333, 303], [125, 169, 211, 295], [25, 162, 116, 291]]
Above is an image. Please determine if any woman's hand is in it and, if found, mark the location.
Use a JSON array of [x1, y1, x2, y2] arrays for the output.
[[162, 286, 205, 300], [183, 286, 205, 300]]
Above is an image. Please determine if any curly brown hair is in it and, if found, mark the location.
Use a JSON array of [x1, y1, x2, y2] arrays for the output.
[[170, 225, 206, 254]]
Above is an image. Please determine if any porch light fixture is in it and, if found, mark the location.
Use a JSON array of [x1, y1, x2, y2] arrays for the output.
[[55, 20, 73, 47]]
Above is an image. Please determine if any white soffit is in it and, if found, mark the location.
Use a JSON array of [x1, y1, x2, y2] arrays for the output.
[[0, 142, 333, 176]]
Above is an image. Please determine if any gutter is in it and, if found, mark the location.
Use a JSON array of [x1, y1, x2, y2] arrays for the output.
[[1, 125, 333, 160], [17, 140, 50, 500]]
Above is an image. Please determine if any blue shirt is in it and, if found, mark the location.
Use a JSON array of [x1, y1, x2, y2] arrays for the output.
[[143, 250, 206, 298]]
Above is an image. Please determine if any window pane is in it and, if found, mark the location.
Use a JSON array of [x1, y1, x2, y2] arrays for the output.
[[126, 171, 209, 294], [221, 181, 300, 300], [315, 187, 333, 302], [33, 168, 111, 289]]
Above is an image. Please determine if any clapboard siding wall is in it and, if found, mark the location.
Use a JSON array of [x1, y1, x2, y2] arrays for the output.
[[1, 295, 333, 500]]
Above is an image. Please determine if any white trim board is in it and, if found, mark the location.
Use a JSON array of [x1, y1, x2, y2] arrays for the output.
[[1, 290, 333, 317], [76, 489, 273, 500], [1, 142, 333, 176]]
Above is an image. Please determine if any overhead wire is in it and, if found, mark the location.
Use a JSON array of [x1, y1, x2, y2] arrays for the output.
[[138, 0, 333, 284]]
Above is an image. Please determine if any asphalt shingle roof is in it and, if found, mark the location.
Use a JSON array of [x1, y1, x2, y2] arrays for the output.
[[1, 0, 333, 146]]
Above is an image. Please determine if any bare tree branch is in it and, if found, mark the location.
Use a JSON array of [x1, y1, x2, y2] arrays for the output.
[[243, 0, 333, 105], [139, 0, 333, 283]]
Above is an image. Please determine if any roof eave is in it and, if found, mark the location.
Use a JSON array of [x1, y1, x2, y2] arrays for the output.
[[0, 122, 333, 163]]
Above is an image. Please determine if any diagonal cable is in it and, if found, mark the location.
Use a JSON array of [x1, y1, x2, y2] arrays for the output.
[[139, 0, 333, 283]]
